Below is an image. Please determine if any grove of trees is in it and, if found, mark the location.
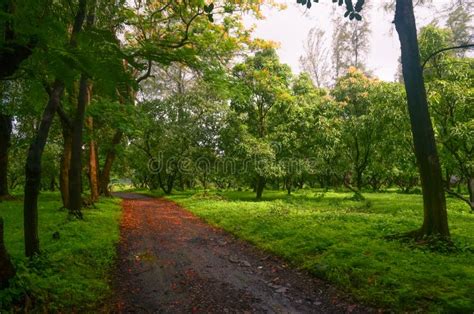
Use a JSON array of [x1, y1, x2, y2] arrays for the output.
[[0, 0, 472, 289]]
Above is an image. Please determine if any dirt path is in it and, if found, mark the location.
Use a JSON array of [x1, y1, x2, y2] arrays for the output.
[[112, 193, 372, 313]]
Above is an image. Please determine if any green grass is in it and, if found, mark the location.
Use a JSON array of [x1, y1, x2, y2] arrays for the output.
[[0, 192, 122, 312], [163, 189, 474, 312]]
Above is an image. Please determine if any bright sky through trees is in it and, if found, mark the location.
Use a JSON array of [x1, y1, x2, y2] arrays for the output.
[[245, 0, 460, 81]]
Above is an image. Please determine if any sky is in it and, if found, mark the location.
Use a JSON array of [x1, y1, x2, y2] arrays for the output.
[[244, 0, 455, 82]]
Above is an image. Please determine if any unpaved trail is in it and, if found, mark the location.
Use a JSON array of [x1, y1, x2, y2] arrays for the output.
[[112, 193, 372, 313]]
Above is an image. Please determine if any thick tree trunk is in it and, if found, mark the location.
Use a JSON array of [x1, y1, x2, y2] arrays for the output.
[[24, 82, 64, 257], [99, 130, 123, 196], [157, 172, 175, 195], [23, 0, 87, 258], [68, 0, 96, 217], [166, 175, 175, 195], [0, 114, 12, 197], [256, 175, 265, 200], [68, 76, 89, 219], [394, 0, 449, 238], [59, 124, 72, 209], [0, 217, 15, 289]]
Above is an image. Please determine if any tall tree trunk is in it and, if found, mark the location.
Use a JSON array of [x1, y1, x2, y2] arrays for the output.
[[85, 80, 99, 201], [68, 0, 96, 217], [68, 76, 88, 219], [24, 82, 64, 257], [0, 114, 12, 198], [59, 123, 72, 209], [394, 0, 450, 238], [100, 130, 123, 196], [87, 117, 99, 202], [23, 0, 87, 257], [256, 175, 265, 200], [0, 217, 15, 289]]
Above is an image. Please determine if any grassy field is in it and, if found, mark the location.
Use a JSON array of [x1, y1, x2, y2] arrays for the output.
[[0, 192, 122, 311], [163, 189, 474, 312]]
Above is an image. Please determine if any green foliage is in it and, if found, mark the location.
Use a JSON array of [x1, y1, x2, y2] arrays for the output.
[[165, 189, 474, 312], [0, 193, 122, 311], [332, 68, 410, 191], [419, 24, 474, 208], [2, 2, 474, 311], [227, 48, 293, 192]]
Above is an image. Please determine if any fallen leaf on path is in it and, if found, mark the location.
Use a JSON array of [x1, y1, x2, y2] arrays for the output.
[[241, 260, 251, 267]]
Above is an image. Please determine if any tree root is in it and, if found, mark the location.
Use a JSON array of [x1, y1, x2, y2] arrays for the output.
[[68, 209, 84, 220], [384, 229, 458, 253]]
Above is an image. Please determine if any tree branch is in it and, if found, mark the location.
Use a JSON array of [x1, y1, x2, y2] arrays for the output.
[[422, 44, 474, 70], [136, 59, 153, 84], [444, 187, 474, 210]]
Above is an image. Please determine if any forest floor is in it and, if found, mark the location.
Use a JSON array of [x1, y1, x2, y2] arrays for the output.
[[111, 193, 371, 313], [0, 193, 122, 311]]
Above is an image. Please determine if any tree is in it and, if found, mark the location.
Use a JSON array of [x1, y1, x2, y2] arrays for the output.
[[0, 0, 41, 270], [430, 74, 474, 211], [330, 4, 371, 80], [23, 0, 88, 257], [298, 0, 450, 238], [419, 25, 474, 211], [378, 82, 419, 193], [331, 16, 352, 80], [231, 48, 292, 199], [300, 27, 332, 88], [95, 0, 263, 196], [445, 1, 473, 56], [131, 67, 227, 194], [276, 73, 342, 193], [332, 68, 386, 193], [67, 0, 97, 219], [3, 0, 268, 259]]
